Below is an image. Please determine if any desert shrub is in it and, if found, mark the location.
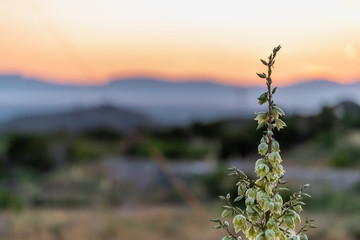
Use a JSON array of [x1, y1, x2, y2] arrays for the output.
[[0, 189, 23, 210], [68, 139, 106, 163], [196, 165, 240, 200], [312, 130, 336, 149], [353, 180, 360, 193], [310, 190, 360, 214], [330, 145, 360, 168], [82, 127, 123, 141], [6, 134, 53, 171], [126, 137, 209, 160]]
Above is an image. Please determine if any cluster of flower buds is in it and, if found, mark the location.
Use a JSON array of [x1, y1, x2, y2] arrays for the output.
[[212, 46, 315, 240]]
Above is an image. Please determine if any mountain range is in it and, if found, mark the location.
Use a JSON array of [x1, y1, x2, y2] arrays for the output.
[[0, 105, 158, 133], [1, 74, 360, 126]]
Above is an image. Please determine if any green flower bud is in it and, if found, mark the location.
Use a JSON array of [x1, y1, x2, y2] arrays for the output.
[[256, 164, 270, 178], [275, 118, 287, 131], [222, 236, 236, 240], [255, 232, 266, 240], [261, 135, 269, 143], [266, 219, 278, 230], [271, 140, 280, 152], [255, 178, 266, 188], [255, 112, 268, 125], [245, 197, 255, 206], [265, 229, 275, 240], [221, 209, 232, 218], [274, 194, 283, 203], [233, 214, 247, 233], [237, 182, 248, 196], [294, 205, 303, 213], [247, 225, 257, 239], [258, 142, 268, 155], [246, 188, 257, 199], [273, 106, 285, 116], [246, 206, 257, 216], [268, 152, 282, 164], [273, 202, 282, 214], [299, 233, 308, 240], [285, 216, 295, 229]]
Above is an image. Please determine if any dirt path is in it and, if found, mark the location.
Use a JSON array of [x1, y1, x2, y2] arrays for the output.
[[103, 156, 360, 193]]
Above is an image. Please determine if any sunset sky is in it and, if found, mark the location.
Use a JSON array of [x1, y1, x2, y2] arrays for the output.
[[0, 0, 360, 86]]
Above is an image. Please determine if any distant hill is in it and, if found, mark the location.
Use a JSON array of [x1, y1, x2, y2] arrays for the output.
[[1, 75, 360, 125], [0, 105, 159, 133]]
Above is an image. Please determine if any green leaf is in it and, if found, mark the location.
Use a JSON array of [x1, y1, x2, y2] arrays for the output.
[[221, 209, 232, 218], [236, 169, 247, 178], [257, 92, 268, 105], [214, 225, 222, 229], [257, 72, 267, 78], [256, 122, 265, 130], [302, 193, 312, 198], [210, 218, 220, 222], [260, 59, 268, 66], [309, 224, 317, 228], [234, 196, 244, 202], [272, 87, 277, 94]]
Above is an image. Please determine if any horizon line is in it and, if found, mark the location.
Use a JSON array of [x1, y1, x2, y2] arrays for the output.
[[0, 71, 358, 88]]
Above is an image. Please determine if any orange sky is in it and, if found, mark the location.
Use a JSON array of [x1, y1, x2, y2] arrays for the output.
[[0, 0, 360, 86]]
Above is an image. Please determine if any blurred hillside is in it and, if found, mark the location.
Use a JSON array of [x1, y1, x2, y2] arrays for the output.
[[0, 105, 158, 133], [3, 75, 360, 124], [1, 89, 360, 239]]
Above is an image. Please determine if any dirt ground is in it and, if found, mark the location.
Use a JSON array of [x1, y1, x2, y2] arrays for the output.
[[0, 205, 358, 240]]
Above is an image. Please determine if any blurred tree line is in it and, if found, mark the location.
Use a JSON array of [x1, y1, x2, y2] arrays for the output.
[[0, 101, 360, 176], [0, 102, 360, 210]]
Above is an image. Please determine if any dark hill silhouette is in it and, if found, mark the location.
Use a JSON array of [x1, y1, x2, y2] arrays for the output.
[[1, 75, 360, 125], [0, 105, 159, 133]]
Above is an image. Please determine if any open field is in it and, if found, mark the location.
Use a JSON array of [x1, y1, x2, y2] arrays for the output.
[[0, 205, 359, 240]]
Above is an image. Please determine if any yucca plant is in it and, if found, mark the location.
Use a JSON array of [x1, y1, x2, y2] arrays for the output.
[[211, 46, 316, 240]]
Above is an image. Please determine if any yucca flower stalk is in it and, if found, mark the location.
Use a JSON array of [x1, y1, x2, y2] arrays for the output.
[[212, 46, 316, 240]]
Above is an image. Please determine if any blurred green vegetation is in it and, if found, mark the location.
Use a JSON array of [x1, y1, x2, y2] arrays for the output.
[[6, 134, 53, 171], [0, 102, 359, 210], [1, 103, 360, 169], [125, 137, 210, 159], [330, 145, 360, 168]]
